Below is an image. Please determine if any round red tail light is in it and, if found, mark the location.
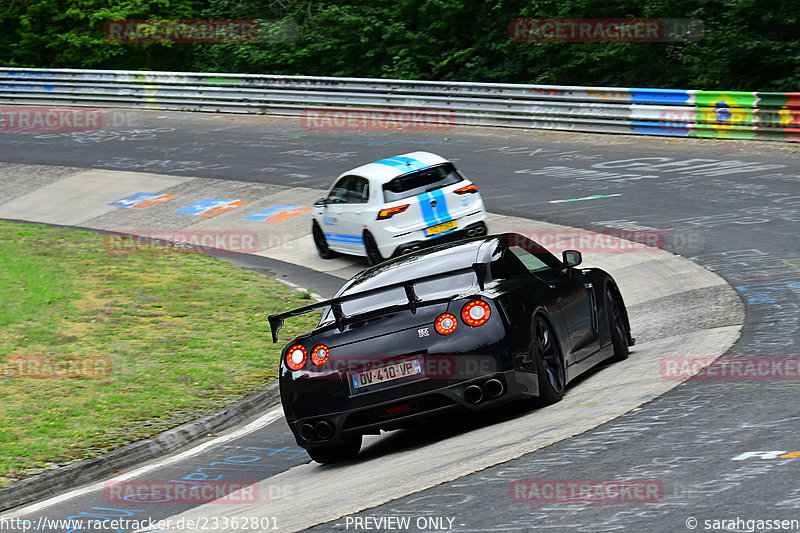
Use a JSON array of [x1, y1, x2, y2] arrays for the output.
[[462, 300, 491, 327], [311, 344, 330, 365], [435, 313, 458, 335], [285, 344, 307, 370]]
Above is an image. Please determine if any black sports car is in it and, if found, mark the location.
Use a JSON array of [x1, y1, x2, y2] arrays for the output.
[[269, 232, 634, 463]]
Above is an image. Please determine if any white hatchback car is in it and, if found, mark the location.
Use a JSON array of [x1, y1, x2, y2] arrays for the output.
[[311, 152, 488, 265]]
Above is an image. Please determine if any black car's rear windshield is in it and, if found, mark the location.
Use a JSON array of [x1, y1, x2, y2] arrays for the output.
[[319, 244, 481, 325], [383, 163, 464, 203], [319, 271, 476, 325]]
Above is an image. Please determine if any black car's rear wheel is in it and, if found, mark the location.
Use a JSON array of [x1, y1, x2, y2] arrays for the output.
[[605, 285, 630, 362], [533, 315, 566, 405], [312, 221, 339, 259], [306, 435, 362, 464], [363, 231, 383, 266]]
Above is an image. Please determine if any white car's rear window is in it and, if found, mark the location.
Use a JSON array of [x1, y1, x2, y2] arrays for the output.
[[382, 163, 464, 203]]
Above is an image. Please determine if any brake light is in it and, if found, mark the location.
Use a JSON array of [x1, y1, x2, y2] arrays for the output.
[[311, 344, 330, 365], [461, 300, 491, 327], [377, 204, 409, 220], [435, 313, 458, 335], [454, 184, 478, 194], [285, 344, 307, 370]]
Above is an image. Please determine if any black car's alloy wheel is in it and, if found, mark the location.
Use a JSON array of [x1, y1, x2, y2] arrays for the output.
[[363, 231, 383, 266], [312, 221, 339, 259], [533, 315, 566, 404], [306, 435, 362, 464], [606, 285, 630, 361]]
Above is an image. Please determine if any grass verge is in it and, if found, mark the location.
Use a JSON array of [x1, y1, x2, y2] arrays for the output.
[[0, 221, 319, 487]]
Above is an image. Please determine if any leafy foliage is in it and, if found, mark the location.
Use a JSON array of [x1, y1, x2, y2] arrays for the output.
[[1, 0, 797, 90]]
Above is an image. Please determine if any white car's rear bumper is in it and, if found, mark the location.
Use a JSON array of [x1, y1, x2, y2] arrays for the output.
[[374, 210, 489, 258]]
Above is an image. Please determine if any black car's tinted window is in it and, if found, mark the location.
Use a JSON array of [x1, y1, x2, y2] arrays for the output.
[[508, 235, 563, 270], [415, 272, 475, 299], [383, 163, 463, 202], [509, 245, 556, 273], [339, 244, 481, 295], [319, 272, 475, 325], [491, 249, 529, 279], [340, 287, 407, 316], [492, 235, 563, 278]]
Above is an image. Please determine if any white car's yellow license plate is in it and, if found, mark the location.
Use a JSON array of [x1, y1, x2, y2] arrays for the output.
[[351, 359, 423, 391], [424, 220, 457, 237]]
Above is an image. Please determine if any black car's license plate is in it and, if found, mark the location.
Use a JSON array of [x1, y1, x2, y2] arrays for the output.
[[350, 358, 423, 392]]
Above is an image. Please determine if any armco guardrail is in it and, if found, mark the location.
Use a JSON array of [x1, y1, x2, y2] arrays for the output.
[[1, 67, 798, 141]]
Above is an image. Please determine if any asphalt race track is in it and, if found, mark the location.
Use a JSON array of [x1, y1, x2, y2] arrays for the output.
[[1, 110, 800, 533]]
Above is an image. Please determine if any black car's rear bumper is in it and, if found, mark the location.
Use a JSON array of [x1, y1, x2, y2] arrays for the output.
[[282, 368, 539, 449], [277, 295, 537, 449]]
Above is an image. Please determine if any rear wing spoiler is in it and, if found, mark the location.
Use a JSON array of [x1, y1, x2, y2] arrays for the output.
[[268, 262, 488, 342]]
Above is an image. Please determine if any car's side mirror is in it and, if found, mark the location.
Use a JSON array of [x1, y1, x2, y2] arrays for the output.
[[562, 250, 582, 268], [314, 197, 327, 208]]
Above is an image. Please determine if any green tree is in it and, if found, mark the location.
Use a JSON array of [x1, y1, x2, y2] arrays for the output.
[[1, 0, 798, 91]]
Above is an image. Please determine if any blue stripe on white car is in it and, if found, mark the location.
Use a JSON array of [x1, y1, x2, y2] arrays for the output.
[[416, 189, 453, 236], [429, 188, 452, 224], [325, 233, 364, 244], [390, 156, 430, 170], [373, 156, 429, 173], [417, 192, 438, 226]]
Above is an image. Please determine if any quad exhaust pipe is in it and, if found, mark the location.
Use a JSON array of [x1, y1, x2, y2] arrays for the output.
[[315, 420, 334, 439], [400, 245, 422, 255], [484, 378, 504, 398], [466, 225, 488, 238], [464, 384, 483, 404], [464, 378, 505, 404], [299, 419, 334, 441], [299, 423, 316, 441]]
